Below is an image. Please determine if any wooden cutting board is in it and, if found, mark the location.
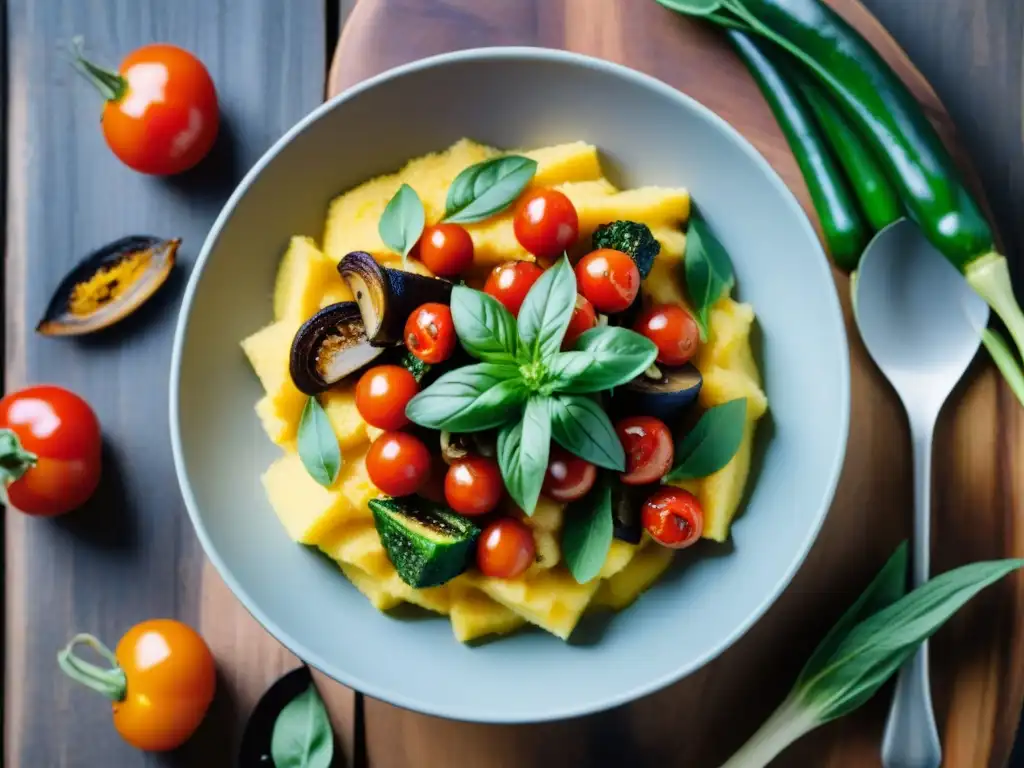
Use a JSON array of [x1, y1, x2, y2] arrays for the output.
[[322, 1, 1024, 766]]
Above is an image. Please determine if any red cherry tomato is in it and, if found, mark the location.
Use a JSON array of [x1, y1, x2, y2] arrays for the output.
[[405, 303, 456, 364], [513, 188, 580, 258], [562, 294, 598, 350], [366, 431, 431, 497], [616, 416, 674, 486], [542, 446, 597, 502], [483, 261, 544, 317], [641, 487, 704, 549], [634, 304, 701, 366], [575, 249, 640, 314], [476, 518, 536, 579], [417, 223, 474, 277], [74, 41, 219, 176], [444, 456, 503, 516], [355, 365, 418, 430], [0, 385, 102, 516]]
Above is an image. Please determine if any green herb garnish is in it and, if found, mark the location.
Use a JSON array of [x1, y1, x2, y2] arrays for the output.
[[442, 155, 538, 224], [270, 682, 334, 768], [296, 396, 342, 487], [663, 398, 746, 483], [684, 214, 736, 341], [378, 183, 425, 266], [562, 479, 614, 584]]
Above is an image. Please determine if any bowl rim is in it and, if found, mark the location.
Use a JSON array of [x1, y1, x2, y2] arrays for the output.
[[169, 45, 850, 724]]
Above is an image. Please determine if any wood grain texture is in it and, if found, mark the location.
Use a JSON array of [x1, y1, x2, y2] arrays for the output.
[[1, 2, 355, 766], [328, 1, 1024, 766]]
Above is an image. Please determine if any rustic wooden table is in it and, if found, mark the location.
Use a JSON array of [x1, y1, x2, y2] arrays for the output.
[[3, 1, 1021, 766]]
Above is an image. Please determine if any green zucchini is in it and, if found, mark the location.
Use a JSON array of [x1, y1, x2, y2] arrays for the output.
[[591, 220, 661, 279], [397, 349, 432, 383], [369, 497, 480, 588]]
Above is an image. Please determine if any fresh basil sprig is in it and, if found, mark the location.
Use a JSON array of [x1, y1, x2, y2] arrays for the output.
[[443, 155, 538, 224], [405, 255, 657, 514], [663, 397, 746, 483], [721, 544, 1024, 767], [685, 214, 736, 341], [297, 397, 342, 487], [562, 480, 614, 584], [378, 183, 425, 266], [270, 681, 334, 768]]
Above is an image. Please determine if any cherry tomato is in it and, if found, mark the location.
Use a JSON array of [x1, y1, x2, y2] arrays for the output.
[[616, 416, 674, 486], [57, 619, 215, 751], [476, 518, 536, 579], [366, 431, 431, 497], [405, 303, 456, 364], [0, 385, 102, 517], [634, 304, 701, 366], [641, 487, 704, 549], [562, 294, 598, 350], [355, 365, 418, 430], [483, 261, 544, 317], [575, 249, 640, 314], [513, 188, 580, 258], [542, 446, 597, 502], [417, 223, 475, 277], [417, 455, 448, 504], [445, 456, 503, 515], [74, 41, 219, 176]]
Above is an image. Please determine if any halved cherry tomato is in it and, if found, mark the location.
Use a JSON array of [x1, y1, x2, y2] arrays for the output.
[[513, 188, 580, 259], [57, 619, 215, 751], [417, 223, 474, 277], [641, 487, 704, 549], [483, 261, 544, 317], [405, 303, 456, 364], [0, 385, 102, 517], [355, 365, 418, 430], [445, 456, 503, 515], [366, 431, 431, 497], [634, 304, 700, 366], [615, 416, 674, 486], [72, 41, 219, 176], [575, 249, 640, 314], [542, 446, 597, 502], [476, 518, 536, 579], [562, 294, 598, 350]]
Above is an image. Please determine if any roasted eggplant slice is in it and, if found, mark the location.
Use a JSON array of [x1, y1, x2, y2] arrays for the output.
[[611, 479, 643, 544], [338, 250, 453, 346], [289, 301, 385, 394], [35, 235, 179, 336], [615, 364, 703, 424]]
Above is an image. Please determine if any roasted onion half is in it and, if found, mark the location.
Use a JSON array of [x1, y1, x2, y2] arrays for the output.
[[289, 301, 386, 394]]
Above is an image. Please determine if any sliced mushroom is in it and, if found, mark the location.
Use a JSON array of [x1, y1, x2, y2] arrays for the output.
[[289, 302, 385, 394]]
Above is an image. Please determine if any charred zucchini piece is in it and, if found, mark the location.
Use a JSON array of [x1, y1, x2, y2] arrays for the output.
[[289, 302, 385, 394], [36, 235, 179, 336], [592, 221, 660, 279]]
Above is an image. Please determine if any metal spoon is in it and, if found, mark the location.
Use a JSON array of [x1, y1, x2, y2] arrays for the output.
[[853, 219, 989, 768]]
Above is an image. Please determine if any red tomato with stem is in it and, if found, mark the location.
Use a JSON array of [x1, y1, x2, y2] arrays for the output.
[[561, 294, 598, 350], [405, 303, 456, 364], [476, 518, 536, 579], [444, 456, 503, 516], [513, 189, 580, 258], [634, 304, 701, 366], [0, 385, 102, 516], [575, 249, 640, 314], [417, 223, 474, 277], [366, 431, 431, 497], [72, 40, 219, 175], [542, 446, 597, 502], [483, 261, 544, 317], [355, 365, 418, 430], [641, 487, 704, 549], [615, 416, 674, 486]]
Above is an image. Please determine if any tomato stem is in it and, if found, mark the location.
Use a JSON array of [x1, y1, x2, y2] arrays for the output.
[[0, 428, 38, 503], [57, 633, 127, 702], [67, 36, 126, 103]]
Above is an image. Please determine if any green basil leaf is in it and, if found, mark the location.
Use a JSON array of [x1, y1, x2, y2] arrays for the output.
[[552, 327, 658, 394], [549, 395, 625, 471], [685, 215, 735, 341], [496, 397, 551, 515], [405, 363, 524, 432], [517, 254, 577, 362], [562, 480, 613, 584], [655, 0, 724, 14], [297, 397, 342, 487], [450, 285, 518, 363], [443, 155, 538, 224], [378, 183, 425, 265], [270, 682, 335, 768], [663, 398, 746, 482]]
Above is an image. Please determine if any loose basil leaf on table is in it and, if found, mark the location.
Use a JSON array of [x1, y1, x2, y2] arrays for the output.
[[516, 255, 577, 362], [663, 397, 747, 483], [548, 394, 625, 471], [405, 362, 525, 432], [270, 680, 335, 768], [685, 214, 736, 341], [497, 397, 551, 516], [297, 397, 342, 487], [449, 284, 519, 363], [551, 327, 658, 394], [378, 183, 425, 265], [562, 480, 614, 584], [442, 155, 538, 224]]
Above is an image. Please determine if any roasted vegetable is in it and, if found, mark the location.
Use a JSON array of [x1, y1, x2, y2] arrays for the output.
[[610, 479, 643, 544], [338, 250, 453, 346], [289, 302, 385, 395], [439, 430, 496, 465], [614, 363, 702, 424], [591, 220, 661, 279], [36, 235, 179, 336]]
